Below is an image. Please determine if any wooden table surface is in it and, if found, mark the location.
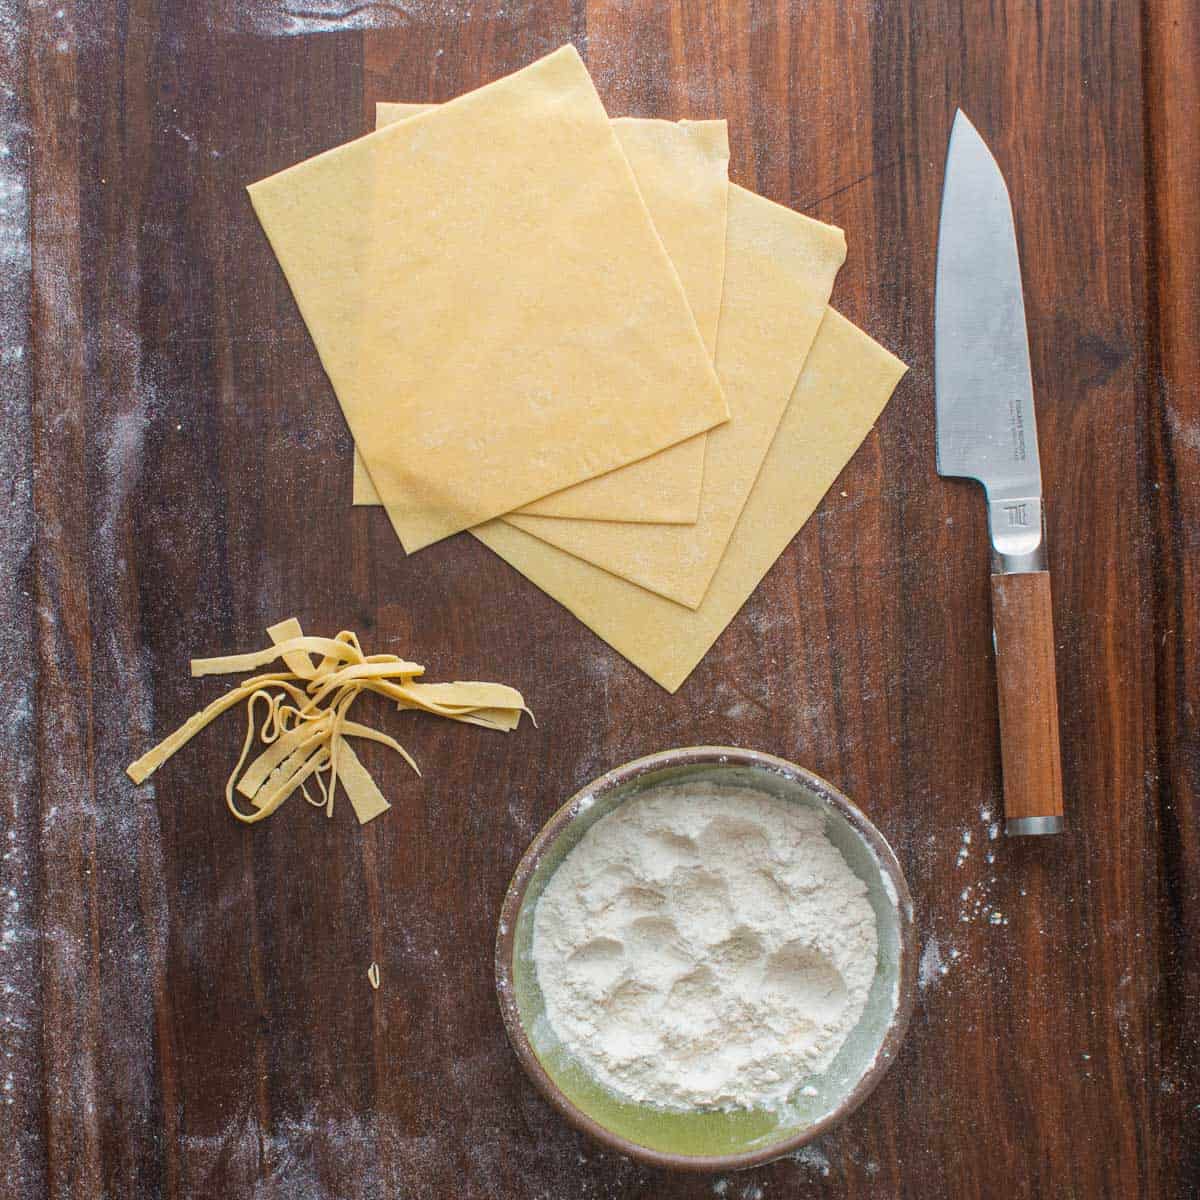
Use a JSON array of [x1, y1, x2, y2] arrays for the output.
[[4, 1, 1197, 1197]]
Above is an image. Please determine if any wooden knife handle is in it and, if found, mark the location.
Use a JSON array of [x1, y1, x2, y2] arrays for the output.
[[990, 570, 1065, 834]]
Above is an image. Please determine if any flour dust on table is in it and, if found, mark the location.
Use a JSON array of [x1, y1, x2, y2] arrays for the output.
[[532, 784, 878, 1111]]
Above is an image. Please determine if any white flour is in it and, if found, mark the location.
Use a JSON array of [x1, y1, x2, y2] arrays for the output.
[[532, 784, 878, 1111]]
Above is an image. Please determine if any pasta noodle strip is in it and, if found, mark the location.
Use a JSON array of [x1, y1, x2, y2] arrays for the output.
[[127, 673, 300, 783], [337, 742, 391, 824], [191, 636, 363, 678], [339, 721, 422, 776]]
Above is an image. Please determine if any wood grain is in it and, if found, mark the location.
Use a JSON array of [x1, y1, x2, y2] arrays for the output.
[[990, 572, 1065, 826], [1143, 0, 1200, 1187], [3, 1, 1196, 1197]]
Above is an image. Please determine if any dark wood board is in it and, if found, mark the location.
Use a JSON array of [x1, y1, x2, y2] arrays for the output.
[[3, 0, 1197, 1196]]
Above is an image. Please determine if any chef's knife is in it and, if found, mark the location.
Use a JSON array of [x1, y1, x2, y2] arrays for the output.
[[935, 110, 1064, 836]]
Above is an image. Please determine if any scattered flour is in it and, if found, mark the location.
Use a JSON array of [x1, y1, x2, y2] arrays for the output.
[[533, 784, 878, 1111], [1166, 405, 1200, 455], [918, 937, 943, 990], [0, 3, 43, 1195], [221, 0, 473, 36], [791, 1142, 832, 1176]]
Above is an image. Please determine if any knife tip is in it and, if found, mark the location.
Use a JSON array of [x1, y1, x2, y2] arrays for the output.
[[945, 108, 1004, 184], [951, 107, 976, 137]]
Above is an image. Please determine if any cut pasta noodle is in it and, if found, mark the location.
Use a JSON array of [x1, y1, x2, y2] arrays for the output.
[[126, 618, 531, 825]]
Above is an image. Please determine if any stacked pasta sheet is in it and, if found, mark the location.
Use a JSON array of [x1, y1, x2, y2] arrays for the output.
[[249, 45, 907, 693]]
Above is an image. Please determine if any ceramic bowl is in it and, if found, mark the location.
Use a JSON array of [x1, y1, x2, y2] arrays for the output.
[[494, 746, 917, 1172]]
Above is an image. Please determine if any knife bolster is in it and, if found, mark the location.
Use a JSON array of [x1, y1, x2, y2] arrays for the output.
[[990, 570, 1065, 834], [987, 496, 1046, 573]]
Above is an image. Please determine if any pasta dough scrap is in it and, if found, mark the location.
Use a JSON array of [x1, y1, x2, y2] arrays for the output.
[[505, 185, 846, 609], [126, 619, 531, 824], [248, 45, 727, 551], [353, 110, 731, 525], [472, 309, 908, 692]]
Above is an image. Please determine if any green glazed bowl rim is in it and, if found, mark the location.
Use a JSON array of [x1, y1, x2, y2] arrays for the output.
[[494, 746, 918, 1173]]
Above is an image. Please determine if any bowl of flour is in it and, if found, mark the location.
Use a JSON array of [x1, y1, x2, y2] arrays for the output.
[[495, 747, 916, 1171]]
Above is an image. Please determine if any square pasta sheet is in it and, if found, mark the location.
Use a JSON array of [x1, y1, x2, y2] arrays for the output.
[[249, 44, 726, 550], [506, 184, 847, 609], [474, 309, 908, 692], [353, 109, 731, 524]]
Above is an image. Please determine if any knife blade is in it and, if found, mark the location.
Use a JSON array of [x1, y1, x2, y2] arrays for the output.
[[935, 110, 1064, 836]]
